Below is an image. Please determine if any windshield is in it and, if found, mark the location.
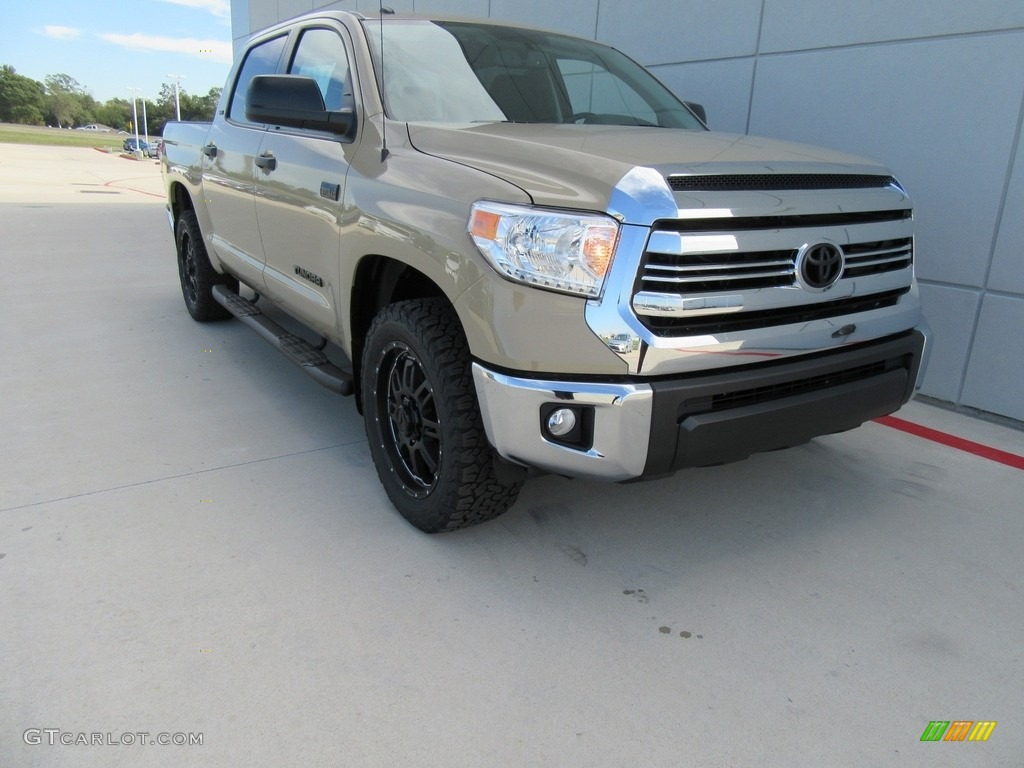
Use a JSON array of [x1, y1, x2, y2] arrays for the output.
[[363, 19, 703, 129]]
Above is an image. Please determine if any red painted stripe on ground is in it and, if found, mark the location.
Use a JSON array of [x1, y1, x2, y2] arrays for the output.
[[103, 177, 164, 199], [875, 415, 1024, 471]]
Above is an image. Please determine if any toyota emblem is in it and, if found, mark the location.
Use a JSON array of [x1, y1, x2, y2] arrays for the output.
[[797, 242, 845, 291]]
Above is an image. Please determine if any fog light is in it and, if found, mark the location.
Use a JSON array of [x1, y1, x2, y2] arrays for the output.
[[546, 408, 577, 437]]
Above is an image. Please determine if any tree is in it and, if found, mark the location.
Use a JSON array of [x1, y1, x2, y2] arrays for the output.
[[179, 86, 222, 122], [94, 98, 131, 132], [146, 83, 176, 135], [148, 83, 222, 135], [0, 64, 223, 131], [0, 65, 46, 125], [43, 73, 99, 128], [197, 87, 223, 119]]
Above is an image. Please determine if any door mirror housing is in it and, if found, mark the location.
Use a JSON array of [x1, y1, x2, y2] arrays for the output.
[[246, 75, 355, 136], [683, 101, 707, 127]]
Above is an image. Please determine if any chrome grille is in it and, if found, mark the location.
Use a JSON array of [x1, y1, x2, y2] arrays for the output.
[[638, 238, 912, 294], [633, 216, 915, 336]]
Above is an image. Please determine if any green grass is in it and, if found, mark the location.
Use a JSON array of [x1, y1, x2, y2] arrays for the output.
[[0, 123, 124, 150]]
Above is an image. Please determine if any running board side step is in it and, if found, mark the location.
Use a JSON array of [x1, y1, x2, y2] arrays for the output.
[[212, 284, 354, 396]]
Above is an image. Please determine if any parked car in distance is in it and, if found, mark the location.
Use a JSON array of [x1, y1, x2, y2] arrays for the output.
[[123, 137, 158, 158], [607, 333, 633, 354]]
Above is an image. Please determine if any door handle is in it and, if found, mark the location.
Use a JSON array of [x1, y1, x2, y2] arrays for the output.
[[255, 152, 277, 171], [202, 143, 217, 158]]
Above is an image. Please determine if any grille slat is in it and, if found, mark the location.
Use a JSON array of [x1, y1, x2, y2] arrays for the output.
[[845, 246, 912, 261], [658, 209, 910, 232], [648, 258, 794, 274], [845, 255, 910, 269], [668, 173, 897, 192], [644, 268, 794, 287], [641, 289, 909, 336]]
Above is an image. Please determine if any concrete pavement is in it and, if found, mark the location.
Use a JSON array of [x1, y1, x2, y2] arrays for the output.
[[1, 144, 1022, 767], [0, 143, 163, 205]]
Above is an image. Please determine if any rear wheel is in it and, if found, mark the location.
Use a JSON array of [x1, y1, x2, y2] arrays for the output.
[[362, 298, 522, 532], [175, 209, 236, 321]]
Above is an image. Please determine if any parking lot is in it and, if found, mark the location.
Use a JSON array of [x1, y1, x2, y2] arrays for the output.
[[2, 145, 1022, 767]]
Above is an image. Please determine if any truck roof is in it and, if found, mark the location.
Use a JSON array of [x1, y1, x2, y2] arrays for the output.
[[259, 9, 583, 40]]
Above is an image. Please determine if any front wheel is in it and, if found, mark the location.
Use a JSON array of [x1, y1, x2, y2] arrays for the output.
[[361, 298, 522, 532]]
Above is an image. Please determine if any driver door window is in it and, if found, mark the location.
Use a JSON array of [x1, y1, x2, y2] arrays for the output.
[[288, 27, 353, 111]]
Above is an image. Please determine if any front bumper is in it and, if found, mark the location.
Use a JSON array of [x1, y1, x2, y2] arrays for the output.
[[473, 365, 653, 481], [473, 328, 927, 481]]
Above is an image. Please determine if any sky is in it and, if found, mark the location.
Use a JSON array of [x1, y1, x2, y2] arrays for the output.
[[1, 0, 235, 104]]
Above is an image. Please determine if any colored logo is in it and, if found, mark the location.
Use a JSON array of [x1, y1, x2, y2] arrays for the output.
[[920, 721, 997, 742]]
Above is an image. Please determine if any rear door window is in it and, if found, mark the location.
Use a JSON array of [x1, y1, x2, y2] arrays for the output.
[[228, 34, 288, 124]]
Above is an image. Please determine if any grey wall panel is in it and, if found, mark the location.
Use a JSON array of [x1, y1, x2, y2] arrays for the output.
[[916, 285, 982, 402], [489, 0, 599, 40], [759, 0, 1024, 53], [249, 0, 283, 32], [308, 1, 416, 18], [357, 0, 415, 11], [413, 0, 491, 16], [989, 117, 1024, 295], [233, 0, 252, 40], [279, 0, 316, 22], [960, 295, 1024, 420], [315, 1, 356, 15], [652, 59, 755, 135], [748, 34, 1024, 289], [596, 0, 763, 64]]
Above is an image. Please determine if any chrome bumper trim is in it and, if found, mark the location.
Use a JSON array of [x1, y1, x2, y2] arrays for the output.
[[472, 363, 653, 481]]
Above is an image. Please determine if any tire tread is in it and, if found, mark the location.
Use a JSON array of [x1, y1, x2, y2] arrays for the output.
[[362, 298, 522, 532]]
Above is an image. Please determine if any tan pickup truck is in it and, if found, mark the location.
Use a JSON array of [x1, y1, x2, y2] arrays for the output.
[[161, 11, 929, 532]]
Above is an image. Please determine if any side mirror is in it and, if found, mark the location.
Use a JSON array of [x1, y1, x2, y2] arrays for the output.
[[246, 75, 355, 135], [683, 101, 707, 127]]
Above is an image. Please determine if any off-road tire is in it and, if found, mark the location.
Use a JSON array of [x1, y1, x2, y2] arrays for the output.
[[362, 298, 522, 532], [175, 209, 237, 321]]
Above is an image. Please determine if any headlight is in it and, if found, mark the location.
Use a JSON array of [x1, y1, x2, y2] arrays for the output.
[[468, 202, 620, 298]]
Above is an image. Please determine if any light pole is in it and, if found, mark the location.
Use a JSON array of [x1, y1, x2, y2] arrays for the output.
[[167, 74, 185, 121], [141, 94, 150, 146], [127, 87, 141, 154]]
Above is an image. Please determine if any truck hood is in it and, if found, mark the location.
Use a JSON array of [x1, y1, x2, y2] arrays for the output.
[[406, 122, 894, 222]]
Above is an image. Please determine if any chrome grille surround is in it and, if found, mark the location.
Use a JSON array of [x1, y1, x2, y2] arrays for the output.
[[632, 210, 915, 337], [584, 165, 925, 377]]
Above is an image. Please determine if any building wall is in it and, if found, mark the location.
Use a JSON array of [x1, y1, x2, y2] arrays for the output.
[[235, 0, 1024, 422]]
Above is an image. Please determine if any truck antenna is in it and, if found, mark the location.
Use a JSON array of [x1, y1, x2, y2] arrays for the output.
[[379, 3, 393, 162]]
